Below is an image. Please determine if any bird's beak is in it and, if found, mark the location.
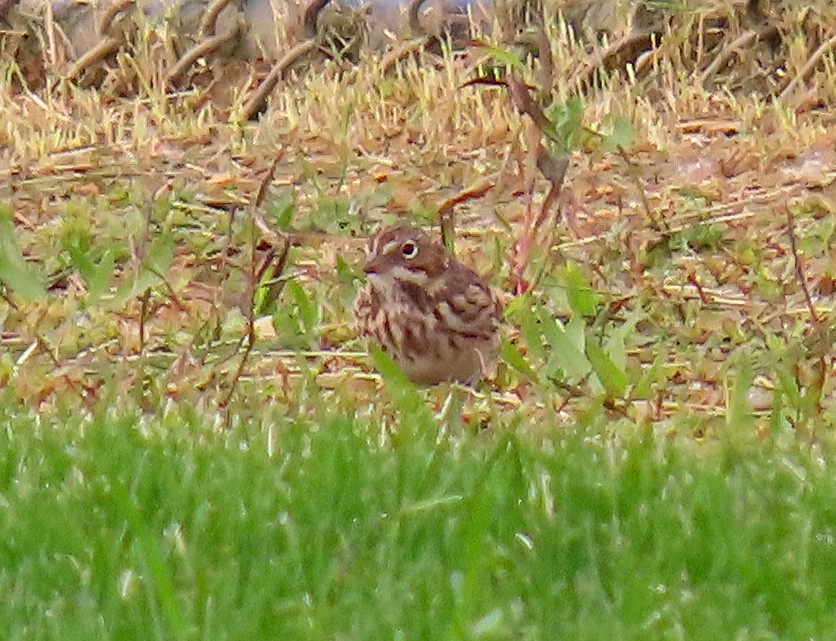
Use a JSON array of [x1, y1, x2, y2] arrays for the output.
[[363, 256, 382, 275]]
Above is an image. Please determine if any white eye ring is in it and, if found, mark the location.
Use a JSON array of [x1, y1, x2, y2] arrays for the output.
[[401, 240, 418, 259]]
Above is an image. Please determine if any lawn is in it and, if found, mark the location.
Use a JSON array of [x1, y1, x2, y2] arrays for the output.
[[3, 398, 836, 641]]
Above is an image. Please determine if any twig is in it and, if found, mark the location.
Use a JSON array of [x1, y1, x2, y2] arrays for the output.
[[139, 289, 150, 354], [146, 267, 187, 312], [700, 25, 779, 86], [504, 74, 553, 138], [303, 0, 331, 37], [779, 33, 836, 101], [167, 17, 246, 87], [466, 72, 569, 293], [241, 39, 319, 120], [407, 0, 426, 35], [437, 174, 498, 252], [532, 147, 568, 230], [252, 153, 293, 307], [534, 27, 554, 98], [258, 240, 292, 313], [379, 36, 434, 74], [569, 28, 657, 88], [220, 154, 290, 416], [136, 186, 170, 358], [199, 0, 237, 36], [784, 202, 831, 419], [784, 202, 818, 323], [98, 0, 135, 34], [66, 37, 122, 82], [613, 144, 666, 233], [0, 287, 18, 311], [220, 312, 256, 418], [254, 153, 283, 210]]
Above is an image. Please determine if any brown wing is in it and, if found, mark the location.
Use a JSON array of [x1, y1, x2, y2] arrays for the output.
[[435, 262, 501, 338]]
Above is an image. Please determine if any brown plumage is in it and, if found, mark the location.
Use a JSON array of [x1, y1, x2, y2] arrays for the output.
[[354, 224, 501, 385]]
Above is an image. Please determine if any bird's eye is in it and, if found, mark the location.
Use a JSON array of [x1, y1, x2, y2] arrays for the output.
[[401, 240, 418, 259]]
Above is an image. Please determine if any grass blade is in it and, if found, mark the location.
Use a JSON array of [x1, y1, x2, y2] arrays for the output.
[[0, 212, 46, 301]]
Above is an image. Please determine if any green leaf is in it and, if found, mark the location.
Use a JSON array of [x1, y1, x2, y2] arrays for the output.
[[476, 42, 525, 71], [286, 280, 318, 332], [586, 341, 629, 397], [0, 212, 47, 301], [535, 307, 590, 380], [145, 234, 174, 274], [563, 262, 598, 317], [517, 303, 546, 363], [253, 272, 269, 315], [726, 357, 754, 429], [683, 222, 727, 251], [774, 362, 800, 406], [266, 190, 296, 230], [499, 338, 538, 381], [769, 386, 786, 434], [564, 314, 587, 351], [608, 330, 627, 371], [111, 268, 161, 308], [336, 255, 355, 283], [370, 346, 430, 421], [65, 237, 95, 283], [602, 116, 635, 152], [544, 97, 585, 152], [631, 348, 664, 400], [89, 250, 114, 301], [65, 239, 114, 303]]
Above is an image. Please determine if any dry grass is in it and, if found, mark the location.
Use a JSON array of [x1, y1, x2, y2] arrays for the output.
[[0, 0, 834, 434]]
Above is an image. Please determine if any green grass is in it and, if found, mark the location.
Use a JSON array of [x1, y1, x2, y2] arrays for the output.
[[3, 397, 836, 641]]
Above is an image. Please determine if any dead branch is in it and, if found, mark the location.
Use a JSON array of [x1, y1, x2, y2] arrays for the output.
[[380, 36, 435, 73], [569, 28, 658, 89], [437, 174, 498, 252], [613, 145, 665, 233], [532, 148, 568, 230], [303, 0, 331, 38], [700, 24, 780, 87], [437, 174, 498, 219], [66, 36, 122, 82], [139, 289, 150, 354], [220, 155, 290, 416], [200, 0, 237, 36], [167, 16, 246, 87], [407, 0, 426, 35], [779, 32, 836, 101], [241, 39, 318, 120], [784, 202, 818, 323], [98, 0, 135, 35]]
